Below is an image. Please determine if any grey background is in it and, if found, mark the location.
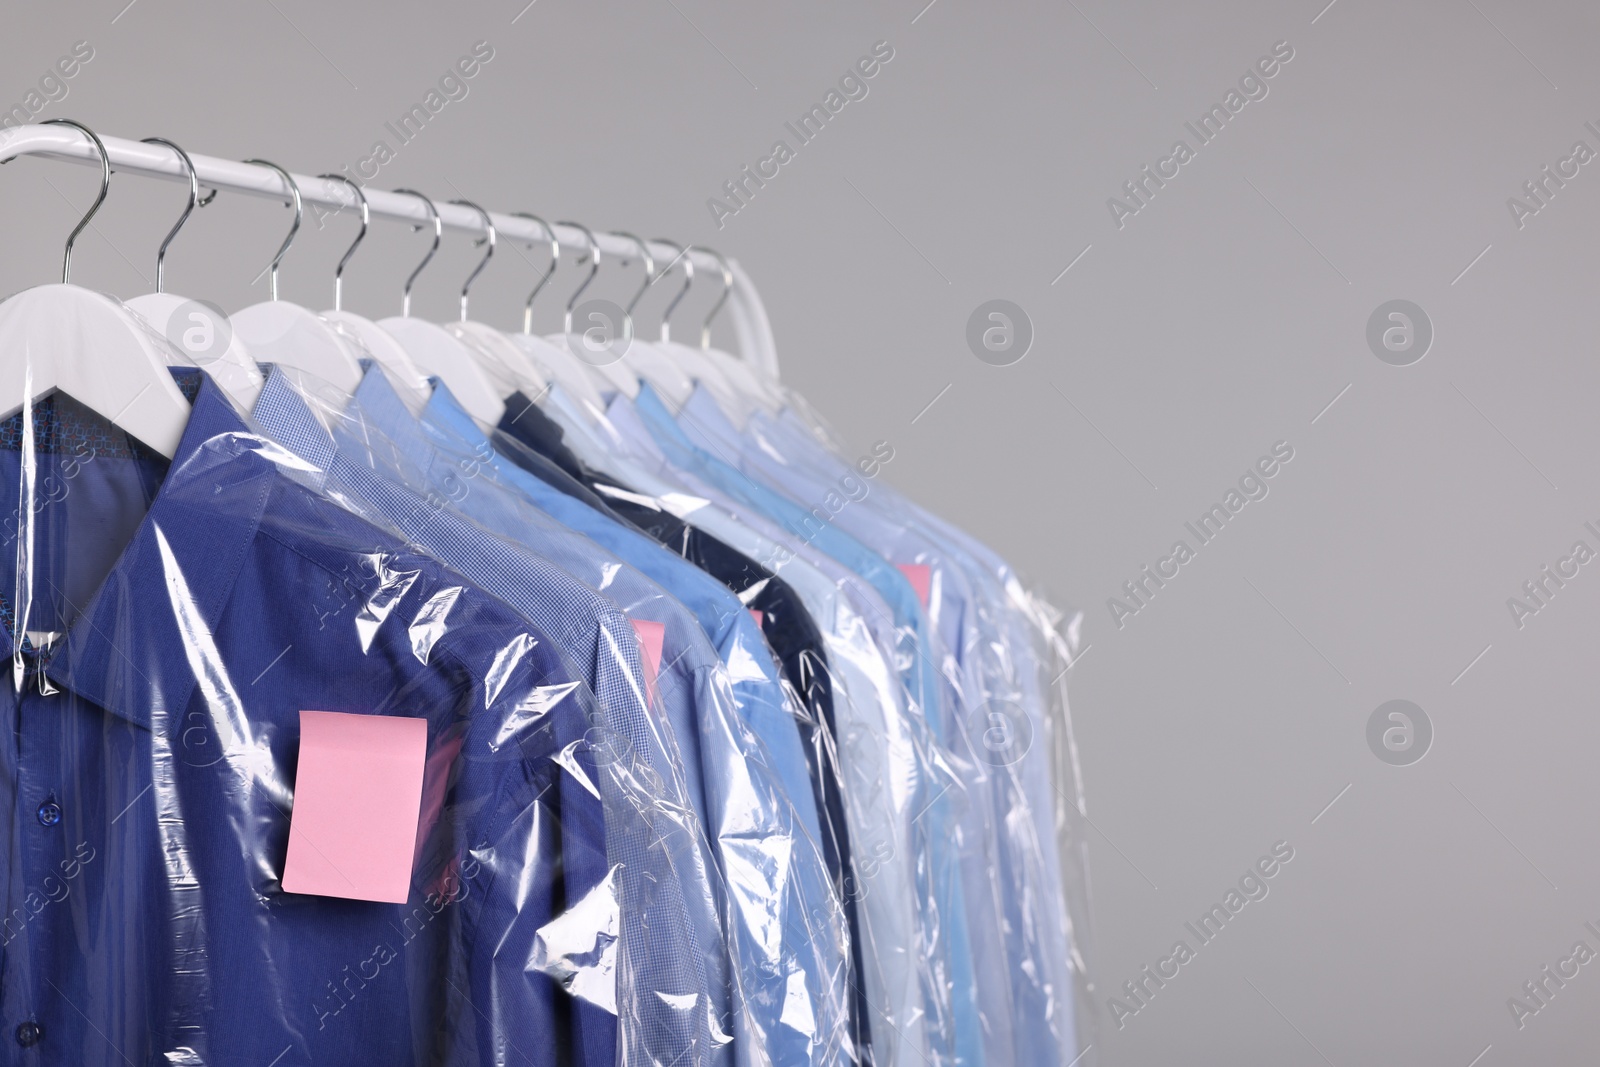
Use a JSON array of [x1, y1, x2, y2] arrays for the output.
[[3, 0, 1597, 1062]]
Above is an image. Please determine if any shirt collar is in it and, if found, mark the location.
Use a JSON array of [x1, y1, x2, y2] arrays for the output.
[[629, 384, 697, 455], [421, 379, 498, 464], [45, 374, 278, 731], [250, 364, 339, 486]]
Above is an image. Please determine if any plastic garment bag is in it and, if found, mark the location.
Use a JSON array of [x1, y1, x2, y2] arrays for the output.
[[254, 361, 857, 1066], [621, 384, 993, 1067], [0, 368, 719, 1066], [493, 392, 905, 1067], [506, 386, 957, 1066], [764, 390, 1098, 1065]]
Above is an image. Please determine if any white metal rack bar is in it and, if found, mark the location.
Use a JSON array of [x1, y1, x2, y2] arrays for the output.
[[0, 123, 780, 377]]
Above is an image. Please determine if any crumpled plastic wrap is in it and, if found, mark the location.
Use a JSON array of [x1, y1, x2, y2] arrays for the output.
[[537, 376, 1096, 1066], [264, 363, 857, 1067], [514, 382, 935, 1066], [0, 341, 839, 1067], [0, 290, 1091, 1066], [757, 384, 1098, 1066]]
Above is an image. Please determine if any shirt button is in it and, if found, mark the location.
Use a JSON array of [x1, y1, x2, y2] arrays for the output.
[[36, 801, 61, 827], [15, 1021, 42, 1047]]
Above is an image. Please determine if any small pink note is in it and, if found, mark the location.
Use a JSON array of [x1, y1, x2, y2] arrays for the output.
[[283, 710, 428, 904], [897, 563, 932, 609], [749, 609, 765, 629], [630, 617, 666, 692]]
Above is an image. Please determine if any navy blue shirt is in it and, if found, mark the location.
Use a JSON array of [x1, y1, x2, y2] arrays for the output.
[[0, 376, 608, 1066]]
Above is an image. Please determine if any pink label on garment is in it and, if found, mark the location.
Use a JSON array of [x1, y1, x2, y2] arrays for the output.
[[630, 617, 666, 692], [283, 710, 428, 904], [749, 609, 765, 629], [897, 563, 932, 609]]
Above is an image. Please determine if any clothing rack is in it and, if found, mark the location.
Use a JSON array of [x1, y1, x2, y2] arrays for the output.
[[0, 122, 780, 377]]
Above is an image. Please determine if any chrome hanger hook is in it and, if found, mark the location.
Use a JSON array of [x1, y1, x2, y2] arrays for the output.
[[448, 199, 495, 323], [140, 137, 213, 294], [392, 188, 441, 318], [511, 212, 558, 335], [608, 231, 654, 340], [556, 220, 600, 335], [653, 237, 695, 344], [41, 119, 110, 285], [243, 159, 301, 302], [687, 245, 734, 350], [317, 173, 368, 312]]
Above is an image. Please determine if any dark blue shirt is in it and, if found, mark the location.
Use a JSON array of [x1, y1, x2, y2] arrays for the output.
[[0, 376, 608, 1066]]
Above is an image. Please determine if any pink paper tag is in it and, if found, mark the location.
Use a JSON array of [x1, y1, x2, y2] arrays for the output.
[[630, 617, 666, 691], [749, 608, 765, 629], [897, 563, 932, 609], [283, 710, 428, 904]]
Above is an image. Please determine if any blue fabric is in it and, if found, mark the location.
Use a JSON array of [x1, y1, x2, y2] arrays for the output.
[[249, 368, 718, 1067], [760, 408, 1082, 1061], [495, 392, 873, 1064], [688, 392, 1075, 1064], [345, 367, 852, 1066], [0, 375, 606, 1066], [631, 385, 985, 1067]]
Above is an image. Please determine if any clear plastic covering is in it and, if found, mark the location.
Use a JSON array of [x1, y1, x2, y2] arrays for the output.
[[0, 283, 1091, 1066], [511, 374, 1097, 1065], [704, 379, 1099, 1065]]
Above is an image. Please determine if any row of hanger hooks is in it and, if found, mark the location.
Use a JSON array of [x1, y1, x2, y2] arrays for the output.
[[31, 118, 732, 347]]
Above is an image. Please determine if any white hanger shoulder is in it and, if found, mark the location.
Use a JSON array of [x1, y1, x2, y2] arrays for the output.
[[378, 317, 505, 425], [509, 332, 608, 413], [548, 328, 639, 399], [447, 320, 549, 399], [624, 339, 696, 413], [0, 284, 191, 458], [660, 338, 751, 424], [701, 342, 784, 415], [320, 309, 430, 412], [233, 301, 364, 393], [125, 291, 263, 408]]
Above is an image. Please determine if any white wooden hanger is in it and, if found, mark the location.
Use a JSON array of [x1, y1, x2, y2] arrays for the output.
[[0, 119, 190, 457], [376, 189, 504, 426], [550, 220, 639, 400], [310, 174, 429, 413], [122, 137, 263, 408], [229, 160, 364, 394], [607, 232, 694, 413]]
